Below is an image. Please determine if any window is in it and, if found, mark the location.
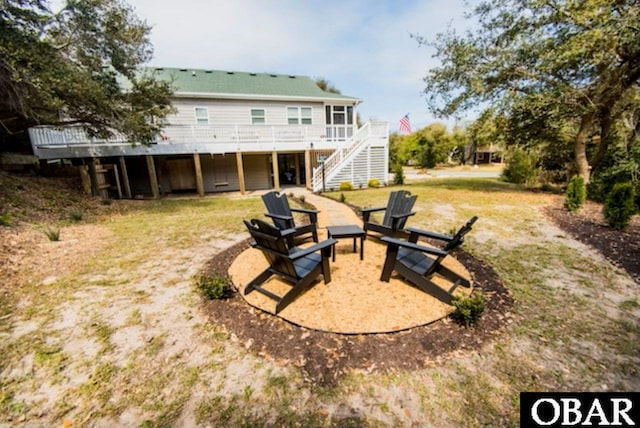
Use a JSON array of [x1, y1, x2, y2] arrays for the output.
[[251, 109, 265, 124], [301, 107, 312, 124], [195, 107, 209, 125], [287, 107, 312, 125]]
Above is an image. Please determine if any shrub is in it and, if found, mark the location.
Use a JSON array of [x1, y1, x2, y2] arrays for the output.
[[43, 226, 60, 242], [0, 213, 12, 227], [392, 164, 405, 185], [298, 195, 305, 204], [69, 211, 84, 222], [367, 179, 380, 188], [451, 292, 486, 327], [194, 272, 234, 299], [502, 148, 537, 185], [603, 182, 636, 231], [339, 181, 353, 191], [339, 193, 346, 203], [564, 176, 586, 213]]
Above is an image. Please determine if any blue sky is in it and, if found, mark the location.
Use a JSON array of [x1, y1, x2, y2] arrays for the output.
[[125, 0, 477, 132]]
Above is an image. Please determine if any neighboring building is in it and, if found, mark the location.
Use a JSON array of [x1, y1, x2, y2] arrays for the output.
[[473, 143, 503, 164], [28, 67, 389, 198]]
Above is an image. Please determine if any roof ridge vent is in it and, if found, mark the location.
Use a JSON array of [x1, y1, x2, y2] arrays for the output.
[[270, 74, 277, 77], [205, 70, 213, 73], [289, 75, 295, 78], [227, 71, 234, 75], [249, 73, 257, 76], [179, 68, 187, 72]]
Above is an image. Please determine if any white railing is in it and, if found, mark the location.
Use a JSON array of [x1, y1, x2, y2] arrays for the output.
[[312, 122, 388, 191], [28, 124, 352, 147]]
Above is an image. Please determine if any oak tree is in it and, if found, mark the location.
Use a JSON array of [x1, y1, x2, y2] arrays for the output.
[[419, 0, 640, 182], [0, 0, 174, 146]]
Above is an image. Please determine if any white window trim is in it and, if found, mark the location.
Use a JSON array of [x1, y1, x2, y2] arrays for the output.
[[287, 106, 312, 125], [194, 107, 209, 125], [251, 108, 266, 125]]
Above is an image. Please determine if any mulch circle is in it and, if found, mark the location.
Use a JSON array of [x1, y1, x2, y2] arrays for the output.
[[201, 239, 513, 387]]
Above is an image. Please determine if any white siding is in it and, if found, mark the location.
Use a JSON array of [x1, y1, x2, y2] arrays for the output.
[[169, 98, 326, 127]]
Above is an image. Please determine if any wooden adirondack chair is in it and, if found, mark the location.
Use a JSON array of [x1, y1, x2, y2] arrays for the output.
[[379, 225, 474, 305], [262, 191, 319, 246], [407, 216, 478, 252], [362, 190, 417, 238], [243, 219, 335, 314]]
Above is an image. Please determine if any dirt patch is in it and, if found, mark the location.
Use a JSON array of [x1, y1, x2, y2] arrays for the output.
[[201, 240, 513, 387], [543, 200, 640, 284]]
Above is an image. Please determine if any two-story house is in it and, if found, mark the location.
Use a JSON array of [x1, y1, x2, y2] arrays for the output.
[[28, 67, 389, 198]]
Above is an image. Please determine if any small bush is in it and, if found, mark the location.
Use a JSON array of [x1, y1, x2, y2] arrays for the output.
[[298, 195, 305, 204], [502, 148, 537, 185], [339, 193, 346, 203], [339, 182, 353, 191], [451, 292, 486, 327], [392, 164, 405, 185], [0, 213, 13, 227], [564, 176, 586, 213], [367, 179, 380, 188], [603, 182, 636, 231], [69, 211, 84, 222], [43, 226, 60, 242], [194, 272, 234, 299]]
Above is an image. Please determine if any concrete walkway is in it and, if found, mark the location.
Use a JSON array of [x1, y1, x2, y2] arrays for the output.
[[286, 187, 361, 229]]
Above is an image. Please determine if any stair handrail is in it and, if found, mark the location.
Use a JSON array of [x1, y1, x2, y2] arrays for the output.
[[312, 122, 388, 191]]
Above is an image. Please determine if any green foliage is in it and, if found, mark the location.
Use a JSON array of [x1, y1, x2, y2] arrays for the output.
[[603, 182, 636, 231], [418, 0, 640, 184], [339, 193, 346, 203], [502, 148, 537, 185], [194, 272, 234, 300], [367, 179, 380, 188], [0, 213, 12, 227], [69, 211, 84, 223], [298, 195, 305, 204], [339, 182, 353, 191], [588, 143, 640, 207], [392, 164, 405, 185], [0, 0, 174, 142], [451, 293, 486, 327], [43, 226, 60, 242], [565, 176, 586, 213]]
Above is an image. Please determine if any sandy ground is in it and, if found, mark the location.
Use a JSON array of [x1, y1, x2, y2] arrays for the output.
[[230, 234, 472, 334]]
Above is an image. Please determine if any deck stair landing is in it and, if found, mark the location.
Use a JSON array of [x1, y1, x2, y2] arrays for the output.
[[312, 122, 389, 192]]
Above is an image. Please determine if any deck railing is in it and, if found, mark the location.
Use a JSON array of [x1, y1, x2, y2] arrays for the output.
[[28, 124, 346, 147], [312, 122, 389, 191]]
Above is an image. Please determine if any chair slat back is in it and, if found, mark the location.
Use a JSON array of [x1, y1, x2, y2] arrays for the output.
[[262, 191, 294, 230], [244, 219, 298, 278], [382, 190, 417, 229], [443, 216, 478, 252]]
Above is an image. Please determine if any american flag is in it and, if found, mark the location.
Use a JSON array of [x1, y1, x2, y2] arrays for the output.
[[398, 114, 411, 134]]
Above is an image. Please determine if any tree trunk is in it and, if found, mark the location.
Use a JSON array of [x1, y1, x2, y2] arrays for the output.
[[591, 107, 614, 172], [574, 111, 595, 183]]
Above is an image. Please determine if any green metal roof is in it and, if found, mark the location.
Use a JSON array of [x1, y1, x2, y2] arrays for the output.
[[144, 67, 359, 102]]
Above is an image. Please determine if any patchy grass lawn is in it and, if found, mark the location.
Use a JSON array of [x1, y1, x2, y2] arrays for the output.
[[1, 174, 638, 427]]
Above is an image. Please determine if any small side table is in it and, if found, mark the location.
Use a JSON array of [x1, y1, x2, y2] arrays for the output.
[[326, 224, 365, 262]]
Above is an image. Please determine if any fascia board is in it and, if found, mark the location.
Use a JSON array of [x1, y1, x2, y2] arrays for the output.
[[173, 91, 361, 104]]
